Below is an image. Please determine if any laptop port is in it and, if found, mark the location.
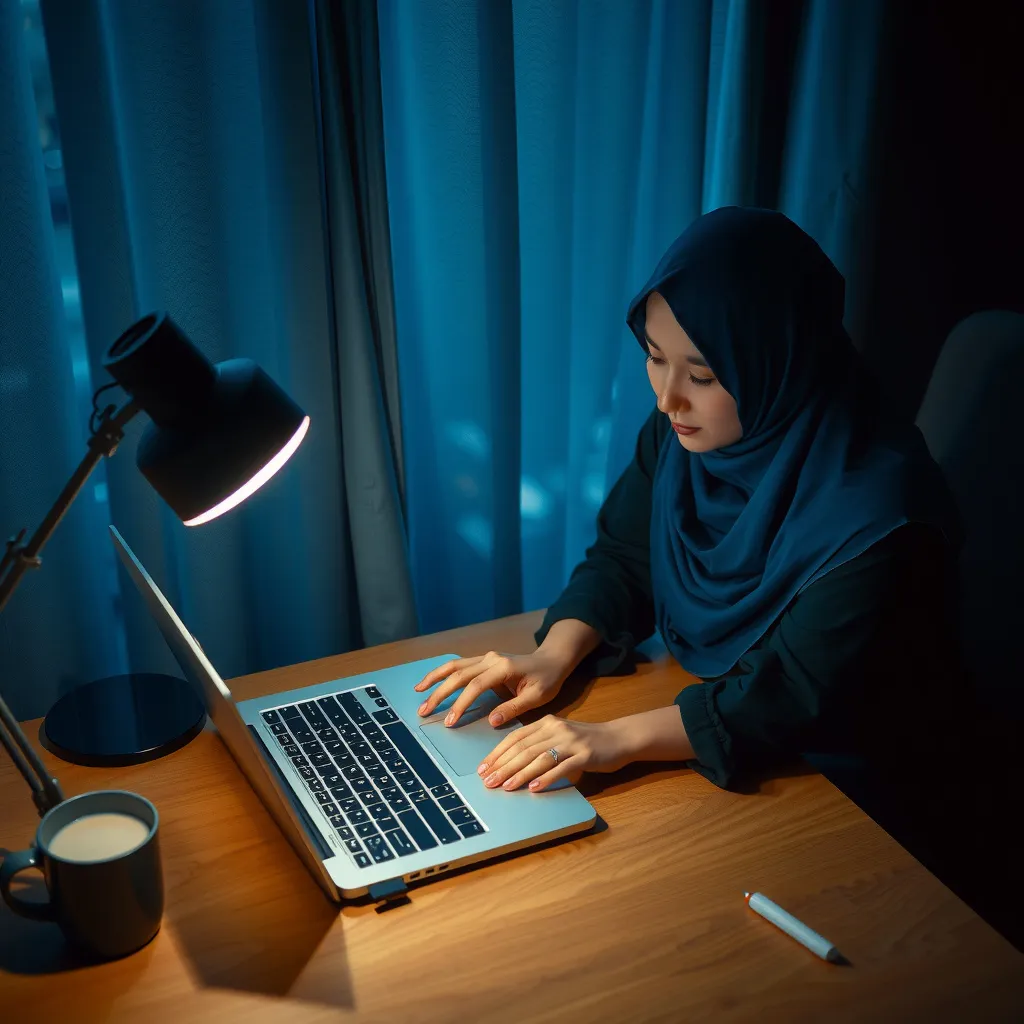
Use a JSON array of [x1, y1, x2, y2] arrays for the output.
[[424, 867, 435, 874], [439, 864, 449, 870], [409, 872, 420, 880]]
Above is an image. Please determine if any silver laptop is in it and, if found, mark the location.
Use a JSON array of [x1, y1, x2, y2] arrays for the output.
[[109, 526, 596, 901]]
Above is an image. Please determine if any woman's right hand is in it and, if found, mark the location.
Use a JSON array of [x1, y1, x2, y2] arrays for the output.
[[414, 649, 570, 729]]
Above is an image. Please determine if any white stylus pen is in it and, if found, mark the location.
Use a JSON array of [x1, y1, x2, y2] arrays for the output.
[[744, 892, 845, 963]]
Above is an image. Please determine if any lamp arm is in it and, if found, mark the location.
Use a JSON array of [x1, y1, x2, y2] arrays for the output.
[[0, 396, 140, 816], [0, 398, 140, 614]]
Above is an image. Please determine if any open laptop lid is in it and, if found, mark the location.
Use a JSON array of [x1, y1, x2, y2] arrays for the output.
[[108, 525, 340, 901]]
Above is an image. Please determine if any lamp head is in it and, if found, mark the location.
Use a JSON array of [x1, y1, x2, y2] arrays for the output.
[[103, 313, 309, 525]]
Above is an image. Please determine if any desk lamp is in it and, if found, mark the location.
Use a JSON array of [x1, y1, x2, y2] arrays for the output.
[[0, 313, 309, 811]]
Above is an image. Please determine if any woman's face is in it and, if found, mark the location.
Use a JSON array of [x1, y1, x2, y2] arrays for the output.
[[644, 291, 743, 452]]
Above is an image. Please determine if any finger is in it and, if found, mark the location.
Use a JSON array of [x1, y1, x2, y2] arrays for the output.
[[416, 662, 489, 716], [414, 657, 481, 692], [476, 718, 548, 774], [488, 681, 547, 727], [527, 759, 583, 793], [504, 752, 583, 792], [442, 664, 515, 727], [481, 740, 554, 788]]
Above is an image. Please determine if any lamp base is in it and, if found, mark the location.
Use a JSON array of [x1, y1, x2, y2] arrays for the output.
[[41, 674, 206, 767]]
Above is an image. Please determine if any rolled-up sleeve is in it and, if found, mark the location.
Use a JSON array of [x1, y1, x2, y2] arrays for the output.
[[535, 407, 667, 676], [675, 524, 952, 788]]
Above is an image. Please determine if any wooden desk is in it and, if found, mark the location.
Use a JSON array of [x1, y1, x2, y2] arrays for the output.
[[1, 612, 1021, 1022]]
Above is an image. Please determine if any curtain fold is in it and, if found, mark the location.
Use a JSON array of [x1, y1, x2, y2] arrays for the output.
[[1, 0, 414, 718], [378, 0, 890, 634], [0, 0, 123, 719]]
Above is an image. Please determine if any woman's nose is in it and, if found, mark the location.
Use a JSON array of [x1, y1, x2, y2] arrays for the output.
[[658, 383, 689, 414]]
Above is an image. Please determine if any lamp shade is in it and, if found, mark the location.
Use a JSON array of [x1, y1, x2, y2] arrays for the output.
[[103, 313, 309, 525]]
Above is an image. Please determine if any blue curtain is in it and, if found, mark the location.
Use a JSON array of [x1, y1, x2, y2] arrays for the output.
[[0, 0, 415, 720], [378, 0, 886, 635]]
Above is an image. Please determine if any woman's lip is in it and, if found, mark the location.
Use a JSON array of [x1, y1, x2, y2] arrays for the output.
[[672, 423, 700, 435]]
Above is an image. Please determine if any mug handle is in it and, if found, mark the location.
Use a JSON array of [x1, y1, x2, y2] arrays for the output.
[[0, 848, 56, 922]]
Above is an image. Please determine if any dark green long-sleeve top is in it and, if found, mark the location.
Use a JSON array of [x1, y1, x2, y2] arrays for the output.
[[536, 408, 962, 790]]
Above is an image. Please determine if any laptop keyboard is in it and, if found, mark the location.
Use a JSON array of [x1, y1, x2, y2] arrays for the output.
[[261, 686, 485, 869]]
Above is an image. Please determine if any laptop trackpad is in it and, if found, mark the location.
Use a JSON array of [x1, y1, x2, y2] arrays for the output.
[[418, 691, 521, 777]]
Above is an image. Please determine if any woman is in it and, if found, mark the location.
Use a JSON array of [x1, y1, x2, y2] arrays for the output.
[[414, 207, 963, 809]]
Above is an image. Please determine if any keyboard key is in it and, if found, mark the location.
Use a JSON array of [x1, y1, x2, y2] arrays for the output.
[[438, 794, 464, 811], [322, 772, 344, 789], [382, 722, 448, 790], [350, 741, 371, 758], [373, 708, 399, 724], [291, 753, 309, 766], [336, 825, 353, 841], [375, 814, 399, 832], [321, 802, 338, 817], [387, 829, 416, 856], [369, 736, 393, 752], [324, 741, 346, 758], [399, 776, 421, 793], [261, 710, 280, 724], [307, 779, 324, 793], [365, 835, 394, 863], [448, 807, 476, 826], [329, 814, 346, 829], [359, 754, 381, 770], [430, 784, 454, 798], [385, 757, 407, 773], [280, 705, 301, 720], [299, 699, 323, 719], [315, 791, 331, 805], [301, 741, 324, 757], [276, 734, 293, 747], [369, 803, 394, 821], [356, 821, 378, 839], [359, 791, 383, 806], [334, 753, 355, 770], [352, 777, 373, 793], [330, 784, 353, 801], [343, 765, 364, 780], [362, 723, 383, 740], [315, 761, 336, 777], [291, 726, 314, 743], [398, 810, 438, 851], [317, 727, 339, 743], [409, 789, 429, 804], [458, 821, 485, 838], [317, 696, 341, 715], [282, 743, 300, 758], [375, 744, 397, 761], [374, 697, 389, 708], [372, 772, 392, 788], [338, 692, 371, 724], [270, 721, 289, 735], [387, 794, 411, 813], [416, 799, 461, 845], [297, 766, 314, 781], [340, 798, 360, 815], [366, 687, 381, 698], [354, 852, 371, 868], [345, 838, 362, 854], [347, 808, 369, 824]]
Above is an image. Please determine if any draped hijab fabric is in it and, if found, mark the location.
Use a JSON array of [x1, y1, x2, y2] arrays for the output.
[[627, 207, 962, 679]]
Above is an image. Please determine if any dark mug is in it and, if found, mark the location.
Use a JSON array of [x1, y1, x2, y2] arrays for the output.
[[0, 790, 163, 959]]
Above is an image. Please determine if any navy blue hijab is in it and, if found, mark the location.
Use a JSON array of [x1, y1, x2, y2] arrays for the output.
[[626, 207, 961, 679]]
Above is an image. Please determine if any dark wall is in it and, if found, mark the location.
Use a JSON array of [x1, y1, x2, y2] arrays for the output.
[[863, 0, 1024, 418]]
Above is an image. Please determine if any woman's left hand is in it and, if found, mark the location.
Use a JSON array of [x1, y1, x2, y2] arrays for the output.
[[477, 715, 633, 793]]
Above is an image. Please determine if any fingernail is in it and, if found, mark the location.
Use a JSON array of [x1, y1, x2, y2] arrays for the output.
[[477, 762, 488, 775], [529, 780, 541, 790], [418, 702, 429, 715], [485, 772, 499, 786], [444, 712, 455, 727], [489, 712, 503, 726], [502, 778, 516, 790]]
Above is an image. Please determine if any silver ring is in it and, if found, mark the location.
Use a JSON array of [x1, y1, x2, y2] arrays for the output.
[[548, 747, 560, 764]]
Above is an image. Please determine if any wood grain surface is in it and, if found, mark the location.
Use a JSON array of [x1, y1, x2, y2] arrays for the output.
[[1, 611, 1020, 1023]]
